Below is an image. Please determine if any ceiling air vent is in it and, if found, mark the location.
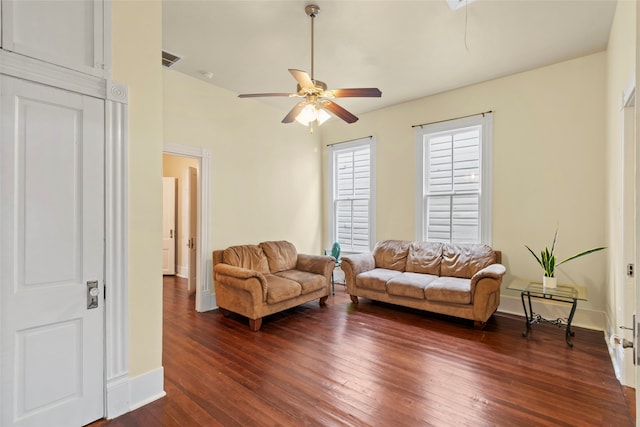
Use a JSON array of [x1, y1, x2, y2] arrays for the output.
[[162, 50, 182, 68]]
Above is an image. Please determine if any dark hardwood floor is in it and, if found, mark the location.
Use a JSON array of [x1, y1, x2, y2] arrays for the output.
[[93, 276, 634, 426]]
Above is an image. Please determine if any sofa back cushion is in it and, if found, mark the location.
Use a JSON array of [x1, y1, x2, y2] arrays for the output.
[[223, 244, 270, 274], [441, 244, 497, 279], [406, 242, 443, 275], [373, 240, 410, 271], [260, 240, 298, 273]]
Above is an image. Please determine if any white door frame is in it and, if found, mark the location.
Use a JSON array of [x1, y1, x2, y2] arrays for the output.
[[163, 143, 214, 312]]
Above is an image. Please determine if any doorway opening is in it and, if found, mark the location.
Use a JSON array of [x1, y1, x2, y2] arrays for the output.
[[162, 143, 213, 312], [162, 155, 198, 293]]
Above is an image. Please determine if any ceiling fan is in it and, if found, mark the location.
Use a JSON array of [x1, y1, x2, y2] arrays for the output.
[[238, 4, 382, 129]]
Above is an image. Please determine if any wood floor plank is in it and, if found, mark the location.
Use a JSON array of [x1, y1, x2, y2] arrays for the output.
[[91, 278, 634, 427]]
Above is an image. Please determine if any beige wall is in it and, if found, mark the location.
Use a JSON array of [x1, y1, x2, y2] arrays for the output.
[[112, 0, 164, 377], [162, 69, 325, 255], [321, 53, 608, 313], [163, 154, 198, 275]]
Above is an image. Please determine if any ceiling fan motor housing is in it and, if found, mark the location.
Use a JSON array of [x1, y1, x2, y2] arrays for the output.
[[305, 5, 320, 18]]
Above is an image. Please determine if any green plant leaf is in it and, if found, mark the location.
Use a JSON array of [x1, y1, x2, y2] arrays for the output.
[[557, 246, 607, 266], [551, 228, 558, 255], [525, 245, 543, 268]]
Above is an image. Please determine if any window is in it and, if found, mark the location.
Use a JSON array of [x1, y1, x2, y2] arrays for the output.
[[415, 113, 492, 244], [328, 137, 376, 253]]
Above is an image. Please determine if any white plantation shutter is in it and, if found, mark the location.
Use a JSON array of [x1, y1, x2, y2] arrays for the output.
[[329, 138, 375, 252], [416, 113, 492, 244]]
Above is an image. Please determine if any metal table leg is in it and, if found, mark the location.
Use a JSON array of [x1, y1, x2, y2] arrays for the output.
[[520, 291, 531, 337], [565, 299, 578, 347]]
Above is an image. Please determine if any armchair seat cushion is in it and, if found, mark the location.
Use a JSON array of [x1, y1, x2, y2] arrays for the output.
[[386, 272, 439, 300], [356, 268, 403, 291], [264, 274, 302, 304], [275, 269, 327, 294]]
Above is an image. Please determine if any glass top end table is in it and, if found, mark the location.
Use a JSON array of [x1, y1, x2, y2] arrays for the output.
[[507, 279, 588, 347]]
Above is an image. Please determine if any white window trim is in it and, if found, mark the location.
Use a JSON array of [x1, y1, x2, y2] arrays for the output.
[[415, 113, 493, 245], [327, 137, 376, 253]]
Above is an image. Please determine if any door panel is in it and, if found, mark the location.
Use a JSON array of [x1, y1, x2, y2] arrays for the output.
[[188, 167, 198, 293], [1, 0, 106, 77], [162, 177, 177, 275], [1, 75, 104, 426]]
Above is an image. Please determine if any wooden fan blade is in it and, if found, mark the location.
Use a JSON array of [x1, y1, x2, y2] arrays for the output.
[[238, 93, 292, 98], [282, 101, 307, 124], [329, 88, 382, 98], [289, 69, 315, 90], [321, 100, 358, 124]]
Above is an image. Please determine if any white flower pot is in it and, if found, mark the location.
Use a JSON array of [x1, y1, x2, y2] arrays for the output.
[[543, 276, 557, 289]]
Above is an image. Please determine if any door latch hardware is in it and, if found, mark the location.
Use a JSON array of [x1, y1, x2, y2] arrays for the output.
[[627, 263, 634, 277], [87, 281, 99, 309]]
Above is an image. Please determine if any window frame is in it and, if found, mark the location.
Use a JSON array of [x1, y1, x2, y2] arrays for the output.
[[327, 137, 376, 254], [415, 113, 493, 245]]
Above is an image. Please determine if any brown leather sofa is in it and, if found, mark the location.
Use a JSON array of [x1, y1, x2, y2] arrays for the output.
[[341, 240, 506, 328], [212, 240, 334, 331]]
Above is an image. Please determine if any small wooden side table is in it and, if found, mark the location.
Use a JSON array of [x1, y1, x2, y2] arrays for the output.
[[507, 280, 588, 347]]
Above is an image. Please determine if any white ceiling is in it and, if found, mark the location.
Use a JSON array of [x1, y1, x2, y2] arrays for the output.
[[162, 0, 617, 118]]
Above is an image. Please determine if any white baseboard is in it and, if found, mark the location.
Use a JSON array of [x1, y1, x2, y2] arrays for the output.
[[128, 367, 166, 411], [197, 290, 217, 312], [498, 294, 605, 331], [176, 265, 188, 278], [106, 375, 130, 419]]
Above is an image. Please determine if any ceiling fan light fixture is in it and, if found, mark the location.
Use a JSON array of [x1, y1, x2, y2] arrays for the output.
[[317, 108, 331, 125], [295, 104, 318, 126], [294, 103, 332, 126]]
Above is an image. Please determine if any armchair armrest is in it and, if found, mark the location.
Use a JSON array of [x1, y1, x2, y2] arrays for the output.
[[296, 254, 335, 278], [214, 263, 267, 302]]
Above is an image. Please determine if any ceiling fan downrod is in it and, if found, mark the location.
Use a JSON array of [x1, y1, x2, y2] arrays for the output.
[[305, 5, 320, 81]]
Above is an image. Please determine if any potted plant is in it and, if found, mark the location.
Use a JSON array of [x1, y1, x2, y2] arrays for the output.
[[525, 229, 606, 288]]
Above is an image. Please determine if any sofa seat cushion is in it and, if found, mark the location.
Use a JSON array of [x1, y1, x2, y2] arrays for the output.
[[425, 277, 472, 304], [274, 270, 326, 295], [261, 240, 298, 273], [386, 272, 439, 300], [265, 274, 302, 304], [223, 245, 270, 274], [356, 268, 402, 292]]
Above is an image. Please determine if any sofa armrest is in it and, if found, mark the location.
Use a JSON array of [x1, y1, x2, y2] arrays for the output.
[[470, 263, 506, 295], [341, 253, 376, 293], [214, 263, 267, 302], [296, 254, 335, 279], [341, 253, 375, 275]]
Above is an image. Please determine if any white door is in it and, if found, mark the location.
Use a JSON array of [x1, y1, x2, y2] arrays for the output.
[[1, 76, 104, 426], [162, 177, 177, 275], [620, 97, 637, 387], [187, 167, 198, 294]]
